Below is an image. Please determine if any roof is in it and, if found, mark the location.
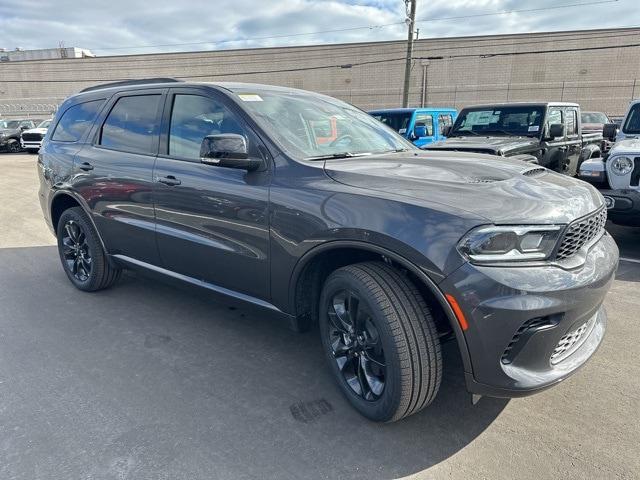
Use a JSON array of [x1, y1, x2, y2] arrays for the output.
[[462, 102, 579, 109], [368, 107, 457, 113]]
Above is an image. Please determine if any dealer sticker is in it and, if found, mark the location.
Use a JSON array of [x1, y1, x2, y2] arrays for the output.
[[238, 94, 263, 102], [528, 125, 540, 132]]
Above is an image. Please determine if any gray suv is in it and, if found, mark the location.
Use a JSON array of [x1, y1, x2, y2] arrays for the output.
[[37, 79, 618, 422]]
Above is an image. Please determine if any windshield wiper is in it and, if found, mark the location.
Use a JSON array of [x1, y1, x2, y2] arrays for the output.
[[305, 152, 373, 161]]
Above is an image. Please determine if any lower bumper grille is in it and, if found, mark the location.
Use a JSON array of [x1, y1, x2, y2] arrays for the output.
[[550, 314, 597, 365]]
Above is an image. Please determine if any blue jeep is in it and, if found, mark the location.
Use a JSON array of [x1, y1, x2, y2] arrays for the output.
[[368, 107, 458, 147]]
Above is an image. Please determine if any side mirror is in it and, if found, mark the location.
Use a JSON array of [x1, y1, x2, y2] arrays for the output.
[[199, 134, 260, 171], [413, 124, 427, 139], [441, 125, 452, 137], [548, 123, 564, 139], [603, 123, 617, 142]]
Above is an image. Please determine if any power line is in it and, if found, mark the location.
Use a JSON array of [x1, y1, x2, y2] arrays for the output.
[[80, 0, 617, 52], [2, 41, 639, 84]]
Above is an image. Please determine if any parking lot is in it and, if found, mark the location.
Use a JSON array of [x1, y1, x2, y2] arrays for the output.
[[1, 151, 638, 479]]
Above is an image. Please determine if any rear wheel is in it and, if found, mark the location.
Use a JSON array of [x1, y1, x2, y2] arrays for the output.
[[56, 207, 121, 291], [319, 262, 442, 422]]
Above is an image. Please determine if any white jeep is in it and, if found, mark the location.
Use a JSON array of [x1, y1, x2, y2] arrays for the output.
[[579, 100, 640, 226]]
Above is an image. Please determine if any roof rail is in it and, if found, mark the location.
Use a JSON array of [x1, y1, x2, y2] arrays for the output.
[[80, 78, 182, 93]]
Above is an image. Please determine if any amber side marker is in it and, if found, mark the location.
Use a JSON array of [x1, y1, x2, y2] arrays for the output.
[[445, 294, 469, 331]]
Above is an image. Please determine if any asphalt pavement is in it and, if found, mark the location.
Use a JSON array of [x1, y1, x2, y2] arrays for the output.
[[0, 152, 638, 480]]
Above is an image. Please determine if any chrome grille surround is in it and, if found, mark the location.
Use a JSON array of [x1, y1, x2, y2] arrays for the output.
[[555, 207, 607, 261], [550, 313, 597, 365]]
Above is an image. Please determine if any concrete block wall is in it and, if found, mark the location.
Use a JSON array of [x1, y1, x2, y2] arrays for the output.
[[1, 27, 639, 117]]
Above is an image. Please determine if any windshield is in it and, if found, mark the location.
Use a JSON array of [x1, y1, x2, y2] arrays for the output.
[[0, 120, 20, 129], [37, 120, 51, 129], [623, 103, 640, 134], [581, 112, 609, 124], [369, 111, 413, 135], [451, 106, 544, 137], [233, 90, 414, 160]]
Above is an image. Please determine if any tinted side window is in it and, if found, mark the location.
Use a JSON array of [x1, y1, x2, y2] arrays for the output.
[[438, 114, 453, 134], [52, 99, 104, 142], [414, 114, 433, 136], [100, 95, 161, 155], [623, 103, 640, 134], [566, 110, 578, 136], [169, 94, 246, 159]]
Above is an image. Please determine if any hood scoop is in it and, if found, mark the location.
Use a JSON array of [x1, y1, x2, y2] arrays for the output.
[[466, 176, 504, 184], [521, 167, 547, 177]]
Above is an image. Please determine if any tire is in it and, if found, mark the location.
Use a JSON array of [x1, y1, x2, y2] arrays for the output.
[[7, 140, 21, 153], [56, 207, 121, 292], [319, 261, 442, 422]]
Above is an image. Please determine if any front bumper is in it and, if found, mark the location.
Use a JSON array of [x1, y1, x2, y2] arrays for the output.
[[599, 188, 640, 227], [440, 232, 618, 397]]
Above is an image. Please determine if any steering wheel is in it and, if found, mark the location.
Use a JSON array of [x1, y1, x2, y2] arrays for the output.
[[329, 134, 354, 148]]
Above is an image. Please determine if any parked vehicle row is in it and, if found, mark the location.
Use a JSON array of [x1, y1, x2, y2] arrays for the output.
[[0, 119, 38, 153], [368, 107, 456, 147], [38, 79, 618, 422]]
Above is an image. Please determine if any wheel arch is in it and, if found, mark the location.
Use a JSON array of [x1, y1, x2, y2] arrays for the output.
[[289, 241, 472, 373], [50, 190, 108, 253]]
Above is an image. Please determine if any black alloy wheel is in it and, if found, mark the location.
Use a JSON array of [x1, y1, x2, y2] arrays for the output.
[[8, 141, 21, 153], [327, 289, 386, 401], [61, 220, 92, 282], [319, 262, 442, 422], [56, 207, 121, 291]]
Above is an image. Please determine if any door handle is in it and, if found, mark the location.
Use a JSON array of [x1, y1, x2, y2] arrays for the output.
[[78, 162, 94, 171], [157, 175, 181, 186]]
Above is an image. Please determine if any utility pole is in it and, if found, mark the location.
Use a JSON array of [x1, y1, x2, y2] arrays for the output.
[[402, 0, 417, 107]]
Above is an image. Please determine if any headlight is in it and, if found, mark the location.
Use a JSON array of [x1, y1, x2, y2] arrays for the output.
[[610, 156, 633, 176], [458, 225, 562, 264]]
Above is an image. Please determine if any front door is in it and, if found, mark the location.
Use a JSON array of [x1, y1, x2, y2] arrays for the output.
[[541, 107, 568, 173], [411, 112, 435, 147], [563, 107, 581, 175], [153, 89, 271, 300]]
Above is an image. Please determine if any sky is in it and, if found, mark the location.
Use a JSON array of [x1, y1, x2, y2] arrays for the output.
[[0, 0, 637, 56]]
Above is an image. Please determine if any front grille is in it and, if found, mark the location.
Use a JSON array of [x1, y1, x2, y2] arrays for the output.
[[550, 314, 597, 364], [555, 208, 607, 260], [21, 133, 43, 141]]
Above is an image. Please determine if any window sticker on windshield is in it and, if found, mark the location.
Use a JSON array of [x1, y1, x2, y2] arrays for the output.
[[528, 125, 540, 132], [238, 94, 263, 102], [399, 128, 407, 134]]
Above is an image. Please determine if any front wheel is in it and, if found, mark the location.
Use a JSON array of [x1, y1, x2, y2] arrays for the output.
[[319, 262, 442, 422], [7, 140, 21, 153], [56, 207, 121, 291]]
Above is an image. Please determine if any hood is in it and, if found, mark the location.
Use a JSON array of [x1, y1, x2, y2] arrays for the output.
[[324, 150, 603, 224], [425, 136, 539, 155], [608, 138, 640, 156], [22, 127, 48, 135], [582, 122, 604, 132], [0, 128, 19, 136]]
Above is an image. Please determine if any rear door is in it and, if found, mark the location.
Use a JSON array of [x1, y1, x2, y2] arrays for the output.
[[74, 89, 164, 265], [153, 88, 271, 300]]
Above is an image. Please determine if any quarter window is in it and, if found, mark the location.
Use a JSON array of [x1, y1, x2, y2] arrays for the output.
[[100, 95, 161, 154], [169, 94, 246, 159], [51, 99, 104, 142]]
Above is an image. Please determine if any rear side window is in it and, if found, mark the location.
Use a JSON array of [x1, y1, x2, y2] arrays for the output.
[[51, 99, 104, 142], [100, 95, 161, 155]]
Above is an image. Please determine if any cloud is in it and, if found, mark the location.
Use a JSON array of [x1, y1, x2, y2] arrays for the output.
[[0, 0, 633, 56]]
